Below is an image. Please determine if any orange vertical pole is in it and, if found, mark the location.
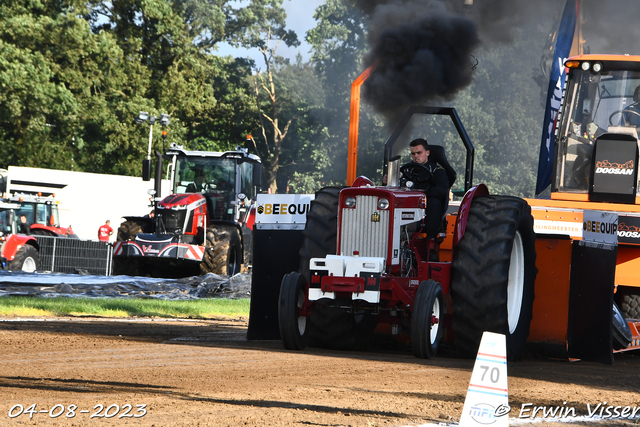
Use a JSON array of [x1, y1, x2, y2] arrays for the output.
[[347, 63, 377, 186]]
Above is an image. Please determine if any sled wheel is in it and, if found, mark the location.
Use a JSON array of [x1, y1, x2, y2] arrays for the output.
[[621, 292, 640, 319], [279, 272, 309, 350], [612, 301, 632, 350], [451, 195, 537, 360], [9, 245, 40, 272], [411, 279, 444, 359], [201, 225, 242, 276]]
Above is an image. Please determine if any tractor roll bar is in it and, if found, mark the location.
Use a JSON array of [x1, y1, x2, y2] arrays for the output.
[[382, 106, 475, 193]]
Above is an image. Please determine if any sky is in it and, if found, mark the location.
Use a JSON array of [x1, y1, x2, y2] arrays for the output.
[[216, 0, 326, 65]]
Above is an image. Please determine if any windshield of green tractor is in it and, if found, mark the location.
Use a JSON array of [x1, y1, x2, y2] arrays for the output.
[[173, 156, 236, 221], [555, 69, 640, 192]]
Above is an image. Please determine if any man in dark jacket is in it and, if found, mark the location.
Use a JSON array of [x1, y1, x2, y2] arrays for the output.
[[400, 138, 449, 239], [18, 214, 31, 235]]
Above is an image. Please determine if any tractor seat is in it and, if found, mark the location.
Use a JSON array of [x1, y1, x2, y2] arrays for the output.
[[427, 145, 456, 236]]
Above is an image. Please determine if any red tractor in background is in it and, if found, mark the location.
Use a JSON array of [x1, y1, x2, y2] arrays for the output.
[[0, 193, 78, 272], [113, 143, 263, 278], [7, 193, 77, 238], [0, 200, 40, 271]]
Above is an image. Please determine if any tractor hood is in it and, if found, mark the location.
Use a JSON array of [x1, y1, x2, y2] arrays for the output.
[[157, 193, 207, 237], [159, 193, 206, 210]]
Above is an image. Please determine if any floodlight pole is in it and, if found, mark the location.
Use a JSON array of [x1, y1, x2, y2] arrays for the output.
[[147, 123, 154, 162], [146, 116, 157, 162]]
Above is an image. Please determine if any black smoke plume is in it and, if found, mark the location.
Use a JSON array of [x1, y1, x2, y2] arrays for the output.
[[362, 12, 479, 121], [358, 0, 557, 123]]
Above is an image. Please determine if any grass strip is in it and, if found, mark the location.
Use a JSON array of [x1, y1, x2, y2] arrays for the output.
[[0, 296, 250, 319]]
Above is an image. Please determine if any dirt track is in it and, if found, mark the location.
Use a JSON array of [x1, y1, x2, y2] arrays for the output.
[[0, 316, 639, 426]]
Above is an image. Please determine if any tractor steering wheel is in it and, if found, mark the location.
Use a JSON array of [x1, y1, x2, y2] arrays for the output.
[[609, 108, 640, 126], [399, 163, 430, 188]]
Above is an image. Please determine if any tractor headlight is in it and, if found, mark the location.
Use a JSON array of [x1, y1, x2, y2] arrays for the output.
[[344, 196, 356, 208], [592, 62, 603, 73], [581, 61, 591, 71], [377, 198, 390, 210]]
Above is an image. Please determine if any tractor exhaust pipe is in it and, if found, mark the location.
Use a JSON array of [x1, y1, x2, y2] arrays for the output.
[[153, 150, 164, 234], [154, 150, 163, 201]]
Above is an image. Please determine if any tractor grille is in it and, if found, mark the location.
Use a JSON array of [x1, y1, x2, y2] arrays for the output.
[[159, 209, 187, 234], [340, 195, 389, 258]]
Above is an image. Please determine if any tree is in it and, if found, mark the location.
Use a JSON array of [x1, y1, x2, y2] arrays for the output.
[[305, 0, 389, 189], [304, 0, 551, 197], [0, 0, 133, 171], [226, 0, 308, 193], [0, 0, 295, 177], [253, 32, 296, 193]]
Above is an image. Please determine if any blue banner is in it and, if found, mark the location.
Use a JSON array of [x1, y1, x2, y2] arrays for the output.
[[535, 0, 577, 195]]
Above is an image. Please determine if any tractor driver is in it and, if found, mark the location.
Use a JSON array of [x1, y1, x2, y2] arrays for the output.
[[401, 138, 449, 240], [187, 169, 209, 193], [18, 214, 31, 235]]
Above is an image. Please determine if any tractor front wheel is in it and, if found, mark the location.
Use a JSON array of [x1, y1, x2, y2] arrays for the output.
[[10, 245, 40, 272], [411, 279, 444, 359], [278, 272, 309, 350], [201, 225, 242, 276], [451, 195, 537, 360]]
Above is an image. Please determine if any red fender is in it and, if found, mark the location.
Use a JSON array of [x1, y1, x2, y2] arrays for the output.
[[2, 234, 38, 261], [453, 184, 489, 248]]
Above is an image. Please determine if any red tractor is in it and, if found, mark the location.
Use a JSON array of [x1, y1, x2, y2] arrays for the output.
[[0, 201, 40, 271], [113, 143, 263, 277], [276, 100, 640, 362], [278, 107, 538, 359], [7, 193, 77, 238]]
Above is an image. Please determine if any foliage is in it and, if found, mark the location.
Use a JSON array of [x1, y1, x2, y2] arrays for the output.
[[0, 0, 285, 175], [252, 54, 329, 193], [300, 0, 549, 197], [302, 0, 389, 190], [0, 0, 551, 199]]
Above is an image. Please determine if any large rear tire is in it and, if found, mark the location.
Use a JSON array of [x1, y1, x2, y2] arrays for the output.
[[411, 280, 444, 359], [30, 229, 57, 237], [620, 292, 640, 319], [279, 272, 309, 350], [298, 187, 341, 280], [200, 225, 242, 276], [451, 195, 537, 360], [9, 245, 40, 272]]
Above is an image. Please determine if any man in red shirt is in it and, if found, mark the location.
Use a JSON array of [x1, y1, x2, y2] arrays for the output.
[[98, 220, 114, 242]]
